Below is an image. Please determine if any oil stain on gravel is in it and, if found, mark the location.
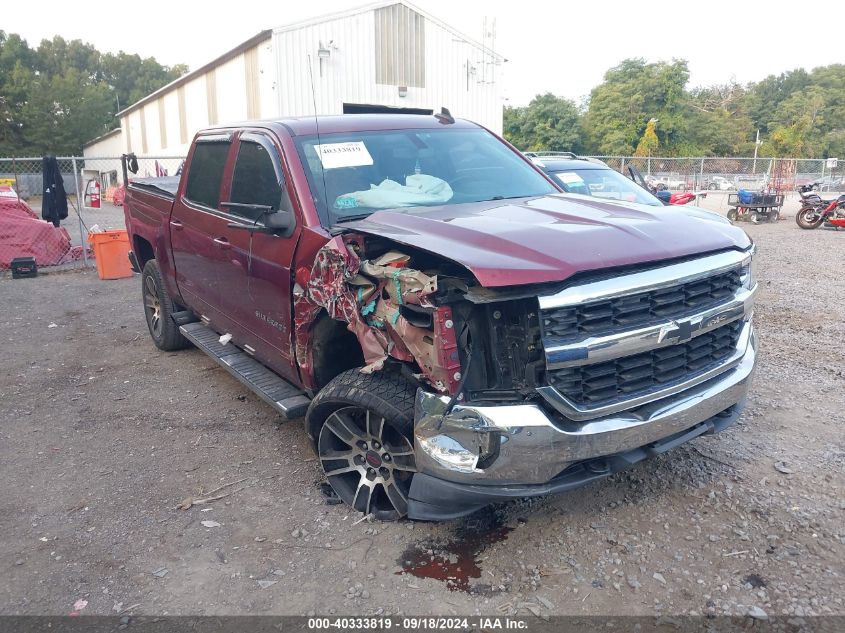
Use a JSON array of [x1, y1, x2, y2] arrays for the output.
[[397, 509, 513, 592]]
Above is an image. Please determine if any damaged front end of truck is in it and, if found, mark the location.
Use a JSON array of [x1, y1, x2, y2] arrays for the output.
[[294, 227, 757, 521]]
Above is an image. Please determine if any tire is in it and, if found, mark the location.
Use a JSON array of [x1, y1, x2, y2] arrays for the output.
[[708, 183, 717, 190], [656, 183, 668, 191], [768, 210, 780, 223], [727, 208, 738, 222], [795, 207, 824, 230], [141, 260, 190, 351], [307, 368, 418, 521], [750, 211, 761, 224]]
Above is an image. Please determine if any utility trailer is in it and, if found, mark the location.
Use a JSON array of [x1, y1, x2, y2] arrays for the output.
[[727, 191, 784, 224]]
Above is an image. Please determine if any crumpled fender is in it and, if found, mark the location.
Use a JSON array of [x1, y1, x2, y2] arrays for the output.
[[293, 236, 461, 394]]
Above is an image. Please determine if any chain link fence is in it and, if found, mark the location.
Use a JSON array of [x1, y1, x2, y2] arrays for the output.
[[586, 156, 842, 192], [0, 155, 184, 273], [2, 152, 842, 273]]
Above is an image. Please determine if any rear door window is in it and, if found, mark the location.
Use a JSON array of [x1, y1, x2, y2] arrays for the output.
[[184, 140, 230, 209], [229, 138, 284, 222]]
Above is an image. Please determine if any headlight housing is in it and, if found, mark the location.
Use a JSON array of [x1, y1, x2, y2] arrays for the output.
[[740, 245, 756, 291]]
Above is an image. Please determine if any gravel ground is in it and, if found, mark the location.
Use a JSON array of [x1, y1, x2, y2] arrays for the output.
[[0, 203, 842, 618]]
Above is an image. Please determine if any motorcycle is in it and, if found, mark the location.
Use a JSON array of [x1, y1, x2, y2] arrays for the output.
[[795, 191, 845, 229], [797, 183, 825, 206]]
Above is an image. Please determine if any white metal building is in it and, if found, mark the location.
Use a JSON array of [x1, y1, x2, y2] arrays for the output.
[[84, 1, 505, 160]]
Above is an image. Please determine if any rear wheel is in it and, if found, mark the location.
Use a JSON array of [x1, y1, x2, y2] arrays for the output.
[[750, 211, 761, 224], [768, 209, 780, 223], [307, 368, 418, 521], [795, 207, 824, 229], [141, 260, 190, 351], [708, 183, 717, 190]]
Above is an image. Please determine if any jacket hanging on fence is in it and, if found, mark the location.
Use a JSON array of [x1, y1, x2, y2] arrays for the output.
[[42, 155, 68, 227]]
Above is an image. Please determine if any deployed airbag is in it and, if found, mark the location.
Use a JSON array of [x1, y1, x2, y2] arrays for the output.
[[335, 175, 453, 210]]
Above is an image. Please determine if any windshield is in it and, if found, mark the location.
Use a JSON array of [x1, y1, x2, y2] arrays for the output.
[[294, 128, 558, 225], [550, 167, 662, 207]]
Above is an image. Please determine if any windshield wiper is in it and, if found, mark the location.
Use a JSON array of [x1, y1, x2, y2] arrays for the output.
[[332, 214, 372, 224], [489, 194, 532, 201]]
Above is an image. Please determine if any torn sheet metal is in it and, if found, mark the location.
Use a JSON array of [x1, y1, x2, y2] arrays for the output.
[[293, 238, 462, 394], [294, 235, 389, 371]]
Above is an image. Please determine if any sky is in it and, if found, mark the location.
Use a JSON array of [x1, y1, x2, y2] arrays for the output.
[[5, 0, 845, 106]]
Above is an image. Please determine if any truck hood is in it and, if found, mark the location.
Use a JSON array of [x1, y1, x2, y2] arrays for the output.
[[341, 194, 751, 288]]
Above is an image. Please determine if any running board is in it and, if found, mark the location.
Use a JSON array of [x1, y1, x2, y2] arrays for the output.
[[179, 322, 310, 419]]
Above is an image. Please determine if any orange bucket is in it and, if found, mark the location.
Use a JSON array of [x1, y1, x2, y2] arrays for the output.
[[88, 230, 133, 280]]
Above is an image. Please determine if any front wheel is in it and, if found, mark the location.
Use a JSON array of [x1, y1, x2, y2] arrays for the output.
[[795, 207, 824, 229], [141, 260, 190, 351], [307, 369, 418, 521], [727, 208, 738, 222]]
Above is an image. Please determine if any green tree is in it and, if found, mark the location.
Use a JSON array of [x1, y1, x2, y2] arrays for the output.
[[744, 69, 811, 137], [761, 87, 827, 158], [0, 30, 186, 155], [685, 82, 755, 155], [634, 118, 659, 156], [22, 69, 114, 154], [582, 58, 691, 155], [504, 93, 582, 152], [100, 52, 187, 111]]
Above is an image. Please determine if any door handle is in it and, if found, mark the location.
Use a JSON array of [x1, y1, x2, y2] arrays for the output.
[[170, 219, 183, 231], [213, 237, 231, 249]]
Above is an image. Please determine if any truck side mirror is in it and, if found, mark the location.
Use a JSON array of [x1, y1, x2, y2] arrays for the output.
[[264, 211, 296, 235], [262, 185, 295, 235]]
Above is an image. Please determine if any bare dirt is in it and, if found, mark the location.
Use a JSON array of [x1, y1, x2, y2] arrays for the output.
[[0, 202, 842, 618]]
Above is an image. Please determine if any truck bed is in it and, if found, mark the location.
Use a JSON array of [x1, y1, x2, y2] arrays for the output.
[[128, 176, 180, 199], [123, 177, 179, 269]]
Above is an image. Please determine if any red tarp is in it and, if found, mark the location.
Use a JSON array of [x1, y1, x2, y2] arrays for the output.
[[113, 185, 125, 206], [0, 197, 85, 269]]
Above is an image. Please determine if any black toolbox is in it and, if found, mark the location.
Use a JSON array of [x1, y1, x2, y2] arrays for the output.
[[10, 256, 38, 278]]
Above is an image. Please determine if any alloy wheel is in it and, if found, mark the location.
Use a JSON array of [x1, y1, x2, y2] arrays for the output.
[[318, 406, 416, 520], [143, 275, 162, 338]]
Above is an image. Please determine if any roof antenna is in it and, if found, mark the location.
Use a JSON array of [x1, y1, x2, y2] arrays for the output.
[[434, 107, 455, 124], [307, 54, 330, 217]]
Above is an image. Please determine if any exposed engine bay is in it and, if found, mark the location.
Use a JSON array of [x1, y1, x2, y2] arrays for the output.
[[292, 234, 546, 401]]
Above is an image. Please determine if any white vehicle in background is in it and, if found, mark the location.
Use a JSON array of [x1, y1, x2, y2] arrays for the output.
[[707, 176, 734, 191], [644, 174, 688, 190]]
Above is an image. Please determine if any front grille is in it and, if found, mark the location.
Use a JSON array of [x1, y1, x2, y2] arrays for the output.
[[547, 320, 742, 406], [542, 268, 741, 341]]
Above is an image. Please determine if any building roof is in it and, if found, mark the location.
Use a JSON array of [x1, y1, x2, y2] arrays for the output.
[[82, 127, 122, 148], [273, 0, 506, 62], [115, 1, 504, 119], [115, 30, 272, 118]]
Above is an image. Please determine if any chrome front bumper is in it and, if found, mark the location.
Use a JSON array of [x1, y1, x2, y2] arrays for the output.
[[414, 324, 756, 486]]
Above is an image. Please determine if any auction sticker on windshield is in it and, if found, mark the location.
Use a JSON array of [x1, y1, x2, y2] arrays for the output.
[[315, 141, 374, 169], [557, 172, 585, 184]]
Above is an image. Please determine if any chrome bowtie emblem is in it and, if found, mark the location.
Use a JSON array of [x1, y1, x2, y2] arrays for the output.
[[658, 319, 694, 344]]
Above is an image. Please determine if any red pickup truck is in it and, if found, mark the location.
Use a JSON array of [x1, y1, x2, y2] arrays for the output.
[[123, 114, 757, 521]]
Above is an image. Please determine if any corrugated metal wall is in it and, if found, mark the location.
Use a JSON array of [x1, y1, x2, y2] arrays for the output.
[[107, 4, 503, 154], [272, 4, 503, 133], [375, 4, 425, 88]]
